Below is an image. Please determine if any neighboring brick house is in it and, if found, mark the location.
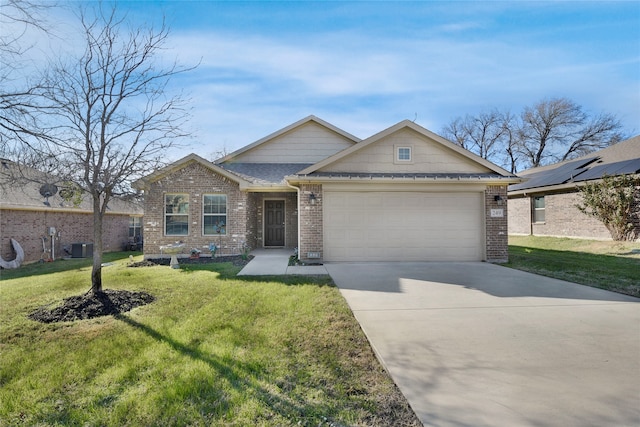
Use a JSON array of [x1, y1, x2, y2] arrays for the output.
[[0, 160, 143, 265], [508, 136, 640, 240], [134, 116, 520, 263]]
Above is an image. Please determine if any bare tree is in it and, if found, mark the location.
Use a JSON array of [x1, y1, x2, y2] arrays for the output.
[[518, 97, 624, 168], [0, 0, 54, 152], [501, 111, 521, 174], [442, 98, 626, 172], [20, 3, 193, 293], [442, 109, 511, 168]]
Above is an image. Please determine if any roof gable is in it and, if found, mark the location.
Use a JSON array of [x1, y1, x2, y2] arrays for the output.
[[216, 115, 360, 164], [132, 153, 253, 190], [299, 120, 514, 176]]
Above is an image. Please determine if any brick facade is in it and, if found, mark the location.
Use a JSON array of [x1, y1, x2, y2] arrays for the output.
[[0, 209, 133, 264], [485, 185, 509, 262], [142, 162, 300, 258], [508, 191, 616, 240], [298, 184, 323, 260], [143, 162, 251, 257], [139, 162, 513, 263]]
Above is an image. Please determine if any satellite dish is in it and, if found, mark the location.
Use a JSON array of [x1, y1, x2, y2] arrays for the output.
[[39, 183, 58, 198]]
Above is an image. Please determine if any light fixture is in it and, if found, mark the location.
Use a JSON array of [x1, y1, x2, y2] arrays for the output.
[[494, 195, 504, 205], [309, 193, 316, 205]]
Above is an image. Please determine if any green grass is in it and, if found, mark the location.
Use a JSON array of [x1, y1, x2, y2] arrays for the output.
[[506, 236, 640, 297], [0, 253, 417, 426]]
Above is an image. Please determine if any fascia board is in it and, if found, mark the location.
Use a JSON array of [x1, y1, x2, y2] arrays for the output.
[[286, 175, 520, 185]]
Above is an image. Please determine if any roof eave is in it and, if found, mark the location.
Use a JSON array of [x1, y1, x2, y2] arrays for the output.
[[286, 175, 521, 185]]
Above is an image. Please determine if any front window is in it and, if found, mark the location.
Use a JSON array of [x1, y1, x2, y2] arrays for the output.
[[533, 196, 545, 223], [129, 216, 141, 238], [165, 194, 189, 235], [203, 194, 227, 235]]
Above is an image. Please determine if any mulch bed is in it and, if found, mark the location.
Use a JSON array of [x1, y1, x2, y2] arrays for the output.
[[29, 289, 155, 323]]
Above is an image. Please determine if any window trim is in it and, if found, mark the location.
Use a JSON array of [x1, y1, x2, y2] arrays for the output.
[[394, 145, 413, 164], [202, 194, 228, 236], [164, 193, 189, 236], [532, 195, 545, 223]]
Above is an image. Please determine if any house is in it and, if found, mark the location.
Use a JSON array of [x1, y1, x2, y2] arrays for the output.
[[133, 116, 521, 263], [508, 135, 640, 240], [0, 159, 143, 265]]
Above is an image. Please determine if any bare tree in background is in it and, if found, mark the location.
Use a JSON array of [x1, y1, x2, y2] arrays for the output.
[[441, 109, 508, 162], [518, 97, 623, 168], [16, 3, 193, 293], [442, 97, 625, 172], [0, 0, 54, 150]]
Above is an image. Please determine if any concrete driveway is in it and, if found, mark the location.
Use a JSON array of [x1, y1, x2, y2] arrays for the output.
[[325, 262, 640, 427]]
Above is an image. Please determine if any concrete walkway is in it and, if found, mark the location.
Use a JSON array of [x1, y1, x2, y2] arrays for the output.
[[237, 248, 329, 276], [326, 262, 640, 427]]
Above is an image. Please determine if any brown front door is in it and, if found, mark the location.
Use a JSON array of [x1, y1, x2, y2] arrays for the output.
[[265, 200, 285, 246]]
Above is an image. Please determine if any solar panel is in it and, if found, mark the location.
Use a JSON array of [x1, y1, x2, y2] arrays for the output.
[[573, 158, 640, 182], [509, 157, 598, 191]]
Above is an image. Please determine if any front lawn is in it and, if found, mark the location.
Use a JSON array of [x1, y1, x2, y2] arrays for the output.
[[0, 254, 419, 426], [506, 236, 640, 297]]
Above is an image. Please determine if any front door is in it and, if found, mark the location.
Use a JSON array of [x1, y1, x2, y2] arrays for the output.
[[265, 200, 285, 247]]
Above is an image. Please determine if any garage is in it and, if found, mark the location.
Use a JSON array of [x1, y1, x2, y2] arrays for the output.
[[323, 190, 484, 262]]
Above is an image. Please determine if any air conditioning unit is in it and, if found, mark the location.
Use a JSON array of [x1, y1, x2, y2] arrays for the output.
[[71, 243, 93, 258]]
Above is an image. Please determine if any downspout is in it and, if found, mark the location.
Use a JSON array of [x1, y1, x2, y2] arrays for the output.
[[286, 180, 301, 257]]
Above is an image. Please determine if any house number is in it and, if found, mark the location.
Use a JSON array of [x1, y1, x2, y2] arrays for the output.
[[490, 209, 504, 218]]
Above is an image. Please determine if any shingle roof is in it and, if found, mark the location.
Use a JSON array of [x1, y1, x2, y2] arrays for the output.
[[220, 163, 313, 185], [0, 160, 143, 214]]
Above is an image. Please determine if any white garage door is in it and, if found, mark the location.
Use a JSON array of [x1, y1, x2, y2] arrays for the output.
[[323, 191, 484, 262]]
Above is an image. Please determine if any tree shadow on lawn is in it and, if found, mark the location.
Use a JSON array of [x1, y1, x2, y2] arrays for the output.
[[113, 313, 337, 425], [177, 262, 335, 287]]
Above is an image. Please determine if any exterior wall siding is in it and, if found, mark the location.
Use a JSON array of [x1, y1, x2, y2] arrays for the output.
[[321, 129, 491, 174], [0, 209, 133, 264], [142, 162, 251, 257], [234, 122, 354, 163]]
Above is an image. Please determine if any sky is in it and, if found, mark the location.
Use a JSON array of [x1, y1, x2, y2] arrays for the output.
[[11, 1, 640, 163]]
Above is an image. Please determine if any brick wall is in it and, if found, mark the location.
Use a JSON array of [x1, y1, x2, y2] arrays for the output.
[[507, 197, 532, 235], [0, 209, 132, 264], [485, 185, 509, 263], [143, 162, 251, 257], [533, 192, 611, 239], [508, 191, 617, 240], [298, 184, 323, 261]]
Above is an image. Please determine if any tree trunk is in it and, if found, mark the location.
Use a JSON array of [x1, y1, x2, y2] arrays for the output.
[[91, 196, 104, 294]]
